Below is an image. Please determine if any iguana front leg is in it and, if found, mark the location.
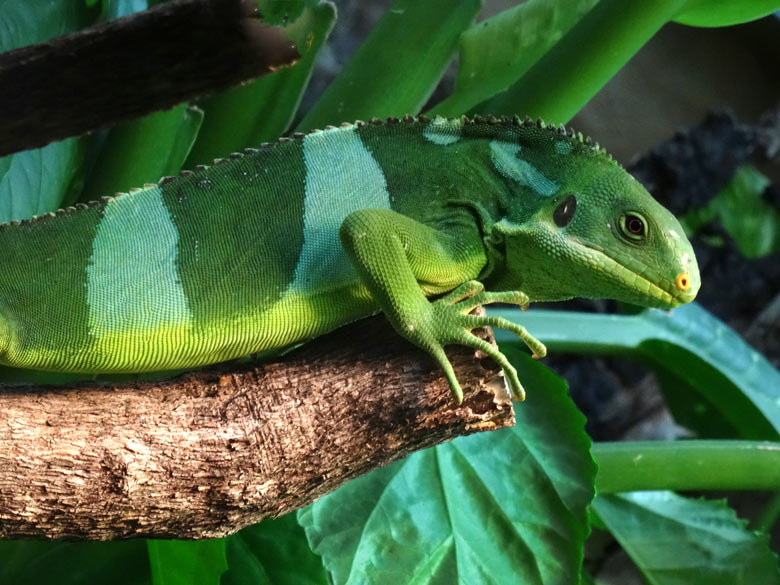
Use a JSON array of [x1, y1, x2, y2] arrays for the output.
[[339, 208, 546, 402]]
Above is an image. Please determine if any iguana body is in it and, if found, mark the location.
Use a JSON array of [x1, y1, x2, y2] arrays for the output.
[[0, 116, 700, 400]]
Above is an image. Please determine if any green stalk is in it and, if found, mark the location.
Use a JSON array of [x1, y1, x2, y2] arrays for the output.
[[755, 490, 780, 533], [81, 105, 203, 200], [594, 441, 780, 493], [295, 0, 480, 131], [476, 0, 687, 122]]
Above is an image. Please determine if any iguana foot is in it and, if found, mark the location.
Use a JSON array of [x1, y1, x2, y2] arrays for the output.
[[413, 280, 546, 403]]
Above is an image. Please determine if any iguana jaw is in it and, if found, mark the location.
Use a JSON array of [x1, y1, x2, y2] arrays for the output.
[[573, 240, 695, 309]]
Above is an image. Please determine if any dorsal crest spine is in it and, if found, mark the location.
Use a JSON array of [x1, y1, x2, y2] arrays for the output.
[[0, 115, 615, 230]]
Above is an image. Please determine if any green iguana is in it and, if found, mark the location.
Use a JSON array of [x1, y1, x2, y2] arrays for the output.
[[0, 115, 699, 401]]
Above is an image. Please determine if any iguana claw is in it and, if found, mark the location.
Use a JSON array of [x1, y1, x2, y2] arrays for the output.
[[419, 281, 546, 403]]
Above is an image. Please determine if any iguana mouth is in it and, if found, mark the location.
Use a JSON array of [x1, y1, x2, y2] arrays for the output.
[[574, 240, 682, 308]]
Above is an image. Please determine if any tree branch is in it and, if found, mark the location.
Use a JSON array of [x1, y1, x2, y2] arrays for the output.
[[0, 0, 300, 157], [0, 317, 514, 540]]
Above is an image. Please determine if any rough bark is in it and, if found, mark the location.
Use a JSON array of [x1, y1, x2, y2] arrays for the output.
[[0, 317, 514, 540], [0, 0, 300, 157]]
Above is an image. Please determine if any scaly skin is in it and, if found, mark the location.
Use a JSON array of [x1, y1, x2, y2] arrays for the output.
[[0, 115, 699, 400]]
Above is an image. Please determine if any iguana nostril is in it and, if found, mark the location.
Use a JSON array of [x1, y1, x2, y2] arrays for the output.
[[675, 273, 691, 291]]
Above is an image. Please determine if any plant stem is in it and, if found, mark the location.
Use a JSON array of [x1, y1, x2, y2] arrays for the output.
[[593, 441, 780, 493], [478, 0, 688, 122], [755, 490, 780, 533]]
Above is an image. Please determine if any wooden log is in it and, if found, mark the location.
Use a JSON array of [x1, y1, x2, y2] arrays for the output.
[[0, 317, 514, 540], [0, 0, 300, 157]]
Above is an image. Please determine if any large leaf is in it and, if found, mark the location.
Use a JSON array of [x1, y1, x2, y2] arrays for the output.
[[80, 105, 203, 200], [593, 492, 779, 585], [222, 513, 327, 585], [100, 0, 149, 19], [0, 1, 90, 50], [148, 540, 228, 585], [0, 540, 150, 585], [255, 1, 307, 25], [0, 1, 93, 221], [186, 1, 336, 165], [430, 0, 599, 117], [295, 0, 480, 131], [491, 304, 780, 440], [298, 351, 595, 585], [674, 0, 780, 26], [0, 139, 85, 222]]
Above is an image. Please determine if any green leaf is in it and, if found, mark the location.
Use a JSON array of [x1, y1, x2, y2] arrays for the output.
[[473, 0, 687, 123], [222, 513, 327, 585], [593, 492, 780, 585], [148, 540, 228, 585], [674, 0, 780, 27], [0, 1, 93, 221], [430, 0, 599, 117], [0, 139, 86, 222], [81, 105, 204, 200], [706, 165, 778, 258], [653, 366, 740, 439], [101, 0, 148, 19], [0, 540, 151, 585], [491, 304, 780, 440], [255, 0, 306, 26], [298, 352, 595, 585], [186, 1, 336, 166], [472, 0, 780, 122], [0, 1, 91, 51], [295, 0, 480, 132]]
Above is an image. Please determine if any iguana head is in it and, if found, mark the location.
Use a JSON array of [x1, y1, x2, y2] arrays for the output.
[[484, 121, 700, 309]]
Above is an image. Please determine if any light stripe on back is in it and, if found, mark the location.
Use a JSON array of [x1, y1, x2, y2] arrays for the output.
[[86, 186, 192, 336], [291, 126, 392, 294], [490, 139, 559, 196]]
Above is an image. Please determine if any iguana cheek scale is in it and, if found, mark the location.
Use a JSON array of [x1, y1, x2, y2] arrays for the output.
[[0, 115, 700, 402]]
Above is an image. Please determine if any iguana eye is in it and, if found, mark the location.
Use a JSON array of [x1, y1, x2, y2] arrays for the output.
[[553, 194, 577, 227], [620, 212, 647, 241]]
